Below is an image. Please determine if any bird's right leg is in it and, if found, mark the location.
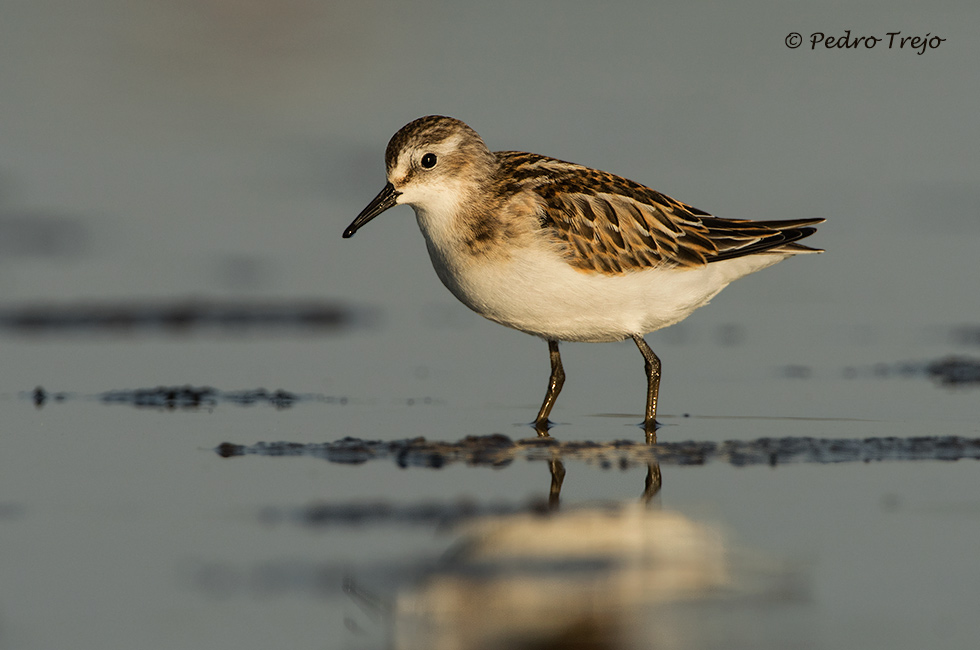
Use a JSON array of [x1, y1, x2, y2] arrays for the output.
[[631, 334, 662, 440], [533, 339, 565, 435]]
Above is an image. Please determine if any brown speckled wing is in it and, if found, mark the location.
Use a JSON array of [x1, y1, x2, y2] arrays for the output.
[[495, 152, 823, 275]]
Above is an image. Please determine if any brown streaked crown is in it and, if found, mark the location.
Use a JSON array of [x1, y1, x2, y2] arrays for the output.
[[384, 115, 490, 172]]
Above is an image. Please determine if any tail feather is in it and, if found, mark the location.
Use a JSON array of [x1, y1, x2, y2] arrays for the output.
[[705, 218, 825, 262]]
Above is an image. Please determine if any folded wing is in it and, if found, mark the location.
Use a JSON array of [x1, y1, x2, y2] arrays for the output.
[[501, 153, 823, 275]]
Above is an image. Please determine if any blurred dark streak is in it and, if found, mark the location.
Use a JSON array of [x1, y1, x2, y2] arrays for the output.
[[0, 300, 377, 336], [951, 325, 980, 347], [0, 212, 89, 257], [842, 355, 980, 386], [265, 498, 560, 529], [29, 385, 346, 410], [215, 434, 980, 469]]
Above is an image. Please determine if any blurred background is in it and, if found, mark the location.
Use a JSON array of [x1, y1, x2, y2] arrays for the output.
[[2, 0, 975, 312], [1, 1, 978, 649], [2, 0, 977, 406]]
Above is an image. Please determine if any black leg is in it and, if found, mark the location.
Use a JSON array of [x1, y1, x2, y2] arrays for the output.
[[631, 334, 661, 438], [533, 339, 565, 435]]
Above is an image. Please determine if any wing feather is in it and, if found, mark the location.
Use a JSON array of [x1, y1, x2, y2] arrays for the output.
[[494, 152, 823, 275]]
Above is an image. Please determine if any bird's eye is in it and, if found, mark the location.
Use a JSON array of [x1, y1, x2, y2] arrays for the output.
[[420, 153, 437, 169]]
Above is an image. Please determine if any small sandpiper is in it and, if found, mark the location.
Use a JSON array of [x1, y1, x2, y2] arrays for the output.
[[344, 116, 823, 437]]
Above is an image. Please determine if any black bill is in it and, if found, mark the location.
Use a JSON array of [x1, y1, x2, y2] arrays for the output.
[[343, 182, 401, 238]]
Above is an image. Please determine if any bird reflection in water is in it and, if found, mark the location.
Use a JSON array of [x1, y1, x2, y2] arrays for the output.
[[390, 505, 731, 650], [388, 442, 730, 650], [339, 437, 806, 650]]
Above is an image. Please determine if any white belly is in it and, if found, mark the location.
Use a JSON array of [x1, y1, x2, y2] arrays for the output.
[[424, 238, 787, 343]]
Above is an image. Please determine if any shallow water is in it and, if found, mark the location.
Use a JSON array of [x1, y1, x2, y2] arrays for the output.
[[5, 325, 979, 650], [2, 2, 979, 649]]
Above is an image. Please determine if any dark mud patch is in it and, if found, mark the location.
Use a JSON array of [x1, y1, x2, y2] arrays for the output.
[[29, 385, 344, 410], [0, 300, 376, 336], [215, 434, 980, 469]]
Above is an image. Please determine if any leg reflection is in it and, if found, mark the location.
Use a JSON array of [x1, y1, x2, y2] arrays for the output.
[[548, 459, 566, 510], [541, 447, 661, 507], [642, 430, 662, 503], [642, 461, 662, 504]]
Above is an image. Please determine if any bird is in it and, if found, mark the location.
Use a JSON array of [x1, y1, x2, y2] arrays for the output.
[[343, 115, 823, 438]]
